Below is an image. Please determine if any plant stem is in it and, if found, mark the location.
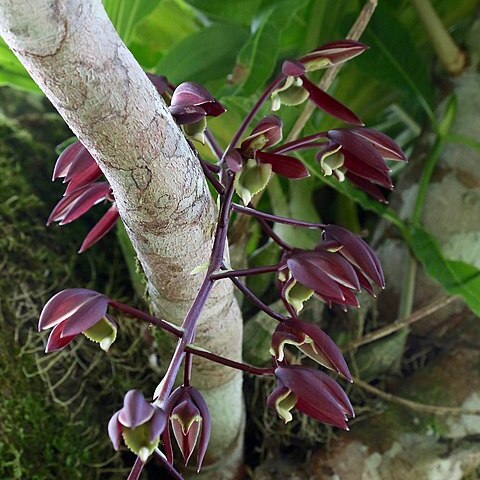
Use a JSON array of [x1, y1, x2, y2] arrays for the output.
[[233, 203, 325, 229], [344, 296, 456, 351], [199, 158, 225, 194], [410, 0, 466, 75], [127, 458, 144, 480], [109, 301, 183, 337], [211, 264, 281, 281], [205, 128, 224, 161], [186, 344, 275, 376], [398, 135, 446, 320], [154, 176, 236, 404], [230, 276, 287, 322]]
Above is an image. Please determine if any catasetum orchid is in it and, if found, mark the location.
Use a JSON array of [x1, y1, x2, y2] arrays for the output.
[[38, 288, 116, 352], [169, 82, 226, 143], [163, 386, 211, 472], [317, 128, 407, 202], [271, 40, 367, 125], [108, 390, 167, 462], [268, 365, 354, 429], [234, 116, 309, 204], [271, 317, 351, 381], [36, 33, 409, 480]]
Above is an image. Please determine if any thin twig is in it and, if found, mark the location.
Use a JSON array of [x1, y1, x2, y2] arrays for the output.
[[353, 376, 480, 416], [230, 276, 287, 322], [286, 0, 378, 142], [344, 296, 457, 351]]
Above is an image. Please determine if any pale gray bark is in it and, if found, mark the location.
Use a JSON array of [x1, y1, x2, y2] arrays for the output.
[[0, 0, 243, 473]]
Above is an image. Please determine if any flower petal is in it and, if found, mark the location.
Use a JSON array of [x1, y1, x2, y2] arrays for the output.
[[119, 390, 155, 429], [59, 293, 109, 337], [189, 388, 211, 472], [59, 182, 111, 225], [52, 141, 83, 180], [350, 127, 406, 161], [328, 129, 390, 173], [345, 171, 388, 203], [78, 204, 120, 253], [38, 288, 102, 331], [108, 411, 122, 451], [300, 76, 363, 126], [300, 40, 368, 70], [257, 151, 309, 179], [322, 225, 384, 288], [45, 322, 77, 353]]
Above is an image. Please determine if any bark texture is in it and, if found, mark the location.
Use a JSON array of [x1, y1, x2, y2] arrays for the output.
[[0, 0, 243, 473]]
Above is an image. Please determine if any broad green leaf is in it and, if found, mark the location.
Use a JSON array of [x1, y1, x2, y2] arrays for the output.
[[184, 0, 264, 25], [129, 0, 200, 69], [103, 0, 161, 46], [0, 40, 40, 93], [231, 9, 279, 96], [155, 24, 249, 85], [355, 4, 435, 122], [407, 225, 480, 317]]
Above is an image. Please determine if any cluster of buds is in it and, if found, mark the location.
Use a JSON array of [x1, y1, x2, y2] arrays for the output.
[[48, 141, 119, 252]]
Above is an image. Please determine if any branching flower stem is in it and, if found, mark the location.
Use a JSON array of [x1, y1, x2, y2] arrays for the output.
[[210, 264, 281, 280], [233, 203, 326, 229], [229, 276, 287, 322], [185, 344, 275, 376]]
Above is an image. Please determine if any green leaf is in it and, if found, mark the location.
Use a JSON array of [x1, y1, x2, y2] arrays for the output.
[[155, 24, 249, 85], [129, 0, 200, 69], [184, 0, 264, 25], [355, 4, 434, 122], [0, 39, 40, 93], [408, 225, 480, 316], [103, 0, 161, 46], [231, 9, 279, 96]]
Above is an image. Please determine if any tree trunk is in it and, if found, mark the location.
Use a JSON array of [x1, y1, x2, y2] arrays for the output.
[[0, 0, 244, 476]]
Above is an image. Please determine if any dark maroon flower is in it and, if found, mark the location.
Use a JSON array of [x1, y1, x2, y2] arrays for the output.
[[53, 141, 102, 194], [283, 247, 361, 309], [272, 40, 367, 125], [38, 288, 116, 352], [271, 318, 351, 381], [299, 40, 368, 71], [78, 204, 120, 253], [268, 365, 354, 428], [317, 128, 407, 202], [50, 140, 120, 251], [240, 115, 283, 156], [163, 386, 211, 472], [108, 390, 166, 462], [280, 224, 384, 310], [170, 82, 225, 124], [321, 224, 385, 290]]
